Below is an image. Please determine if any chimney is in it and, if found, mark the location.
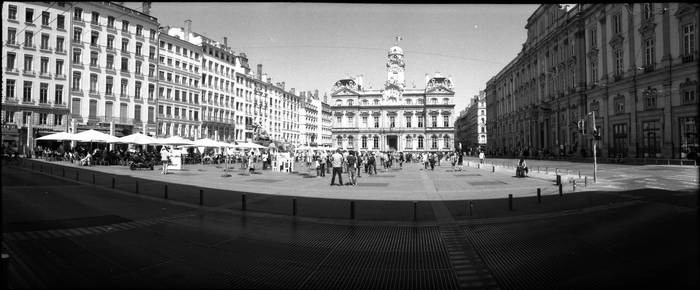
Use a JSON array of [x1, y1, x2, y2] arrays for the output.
[[256, 64, 262, 80], [142, 2, 151, 14], [278, 82, 285, 89], [314, 89, 319, 98], [184, 20, 191, 42], [358, 74, 363, 89], [223, 37, 228, 47], [267, 77, 272, 83]]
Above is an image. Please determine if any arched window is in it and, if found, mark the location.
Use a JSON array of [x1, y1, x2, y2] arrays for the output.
[[443, 98, 449, 104], [388, 97, 396, 103], [406, 99, 412, 105], [431, 135, 438, 149], [335, 99, 342, 106], [348, 136, 354, 149], [405, 136, 412, 149], [417, 136, 424, 149], [348, 99, 353, 106], [443, 135, 450, 148], [431, 98, 437, 104], [417, 98, 424, 104], [337, 136, 343, 147], [373, 136, 379, 149], [373, 99, 380, 105], [362, 99, 368, 106]]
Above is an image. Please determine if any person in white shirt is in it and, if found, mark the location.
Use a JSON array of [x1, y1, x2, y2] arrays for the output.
[[330, 149, 344, 186], [479, 151, 485, 164], [160, 147, 169, 174]]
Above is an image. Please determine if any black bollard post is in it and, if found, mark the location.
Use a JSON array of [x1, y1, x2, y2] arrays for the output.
[[559, 184, 563, 197], [585, 176, 588, 187], [350, 201, 355, 219], [573, 180, 576, 192], [578, 171, 581, 178], [413, 201, 417, 221], [112, 177, 115, 189], [537, 188, 542, 204], [556, 174, 561, 185], [199, 189, 203, 205], [135, 181, 139, 193], [292, 198, 297, 216], [242, 194, 247, 211], [164, 184, 168, 199], [492, 166, 495, 172], [508, 194, 513, 211]]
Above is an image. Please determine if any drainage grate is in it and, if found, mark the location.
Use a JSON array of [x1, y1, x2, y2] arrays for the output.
[[468, 181, 506, 186]]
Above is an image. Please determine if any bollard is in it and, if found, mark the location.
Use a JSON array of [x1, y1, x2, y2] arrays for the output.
[[667, 159, 670, 165], [585, 176, 588, 187], [537, 188, 541, 204], [578, 171, 581, 178], [135, 181, 139, 193], [164, 184, 168, 199], [413, 201, 417, 221], [242, 194, 247, 211], [545, 167, 548, 174], [508, 194, 513, 211], [537, 167, 540, 173], [555, 168, 558, 175], [573, 180, 576, 192], [558, 184, 563, 197], [292, 198, 297, 216], [199, 189, 203, 205], [92, 173, 96, 184], [492, 166, 495, 172], [556, 174, 561, 185], [112, 177, 115, 189], [350, 201, 355, 219], [477, 164, 480, 169]]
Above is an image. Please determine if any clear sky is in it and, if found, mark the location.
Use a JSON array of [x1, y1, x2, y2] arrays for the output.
[[125, 2, 538, 113]]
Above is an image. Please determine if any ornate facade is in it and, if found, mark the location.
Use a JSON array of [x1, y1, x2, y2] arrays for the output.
[[331, 43, 455, 152], [486, 4, 698, 159]]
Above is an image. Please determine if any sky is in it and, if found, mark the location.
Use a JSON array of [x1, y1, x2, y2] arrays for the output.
[[125, 2, 538, 113]]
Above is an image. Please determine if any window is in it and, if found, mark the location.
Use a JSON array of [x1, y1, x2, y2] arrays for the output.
[[56, 36, 64, 52], [55, 59, 63, 76], [642, 120, 661, 156], [121, 20, 129, 32], [39, 113, 47, 125], [135, 60, 142, 75], [644, 39, 655, 67], [643, 87, 657, 109], [7, 28, 17, 45], [24, 31, 34, 48], [373, 99, 379, 105], [41, 34, 49, 49], [374, 116, 379, 128], [443, 98, 449, 104], [42, 11, 49, 26], [418, 136, 424, 149], [90, 51, 98, 66], [73, 27, 81, 42], [120, 79, 128, 96], [23, 81, 32, 102], [431, 115, 437, 127], [89, 73, 98, 93], [642, 3, 653, 21], [25, 7, 34, 23], [348, 99, 353, 106], [443, 115, 449, 127], [74, 7, 82, 21], [121, 38, 128, 51], [373, 136, 379, 149], [91, 11, 99, 25], [54, 114, 63, 126], [361, 136, 367, 148], [389, 116, 395, 128], [405, 116, 412, 128], [57, 15, 65, 29], [612, 13, 622, 34], [683, 89, 696, 104], [107, 35, 114, 49], [91, 31, 99, 46], [23, 112, 32, 125], [336, 116, 342, 125], [590, 61, 598, 84], [337, 136, 343, 147], [72, 48, 81, 64], [121, 57, 128, 72], [54, 84, 63, 104], [148, 84, 154, 100], [136, 25, 143, 36], [40, 57, 48, 74], [6, 53, 16, 70], [6, 80, 16, 99], [149, 46, 155, 59], [8, 5, 17, 20], [149, 29, 156, 40], [405, 136, 412, 149], [418, 116, 423, 127], [682, 23, 695, 56], [107, 16, 114, 28], [39, 83, 48, 103], [23, 55, 33, 72], [106, 54, 114, 69], [614, 49, 624, 76], [680, 117, 698, 159], [72, 72, 81, 90], [135, 42, 142, 56], [443, 135, 450, 148], [614, 95, 625, 113]]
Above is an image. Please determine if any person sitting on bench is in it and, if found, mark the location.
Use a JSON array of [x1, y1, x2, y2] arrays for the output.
[[517, 158, 528, 177]]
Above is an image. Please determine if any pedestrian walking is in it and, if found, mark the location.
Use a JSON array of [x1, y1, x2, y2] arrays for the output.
[[346, 151, 358, 186], [160, 146, 169, 174], [330, 149, 344, 186], [457, 152, 464, 171], [479, 151, 485, 164]]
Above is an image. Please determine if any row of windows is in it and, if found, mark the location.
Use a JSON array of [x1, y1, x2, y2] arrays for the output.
[[159, 55, 200, 74], [73, 6, 156, 40], [159, 40, 200, 60], [158, 87, 199, 105], [157, 105, 199, 121], [337, 135, 451, 149], [5, 52, 65, 76], [71, 99, 153, 123], [4, 79, 64, 104], [7, 4, 67, 30], [73, 28, 156, 58], [334, 97, 451, 106], [3, 111, 65, 126], [5, 27, 66, 52], [335, 115, 451, 128], [70, 72, 151, 99]]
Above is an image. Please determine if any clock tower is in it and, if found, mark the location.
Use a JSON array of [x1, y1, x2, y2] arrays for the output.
[[386, 38, 405, 89]]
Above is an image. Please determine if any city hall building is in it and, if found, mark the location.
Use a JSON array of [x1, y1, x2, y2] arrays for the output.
[[330, 43, 455, 152]]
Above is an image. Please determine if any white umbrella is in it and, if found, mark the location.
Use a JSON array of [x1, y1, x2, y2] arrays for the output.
[[154, 135, 194, 146], [116, 132, 159, 145], [237, 142, 266, 149], [72, 129, 120, 143], [36, 131, 75, 141]]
